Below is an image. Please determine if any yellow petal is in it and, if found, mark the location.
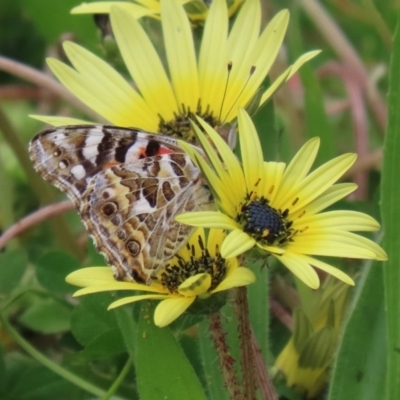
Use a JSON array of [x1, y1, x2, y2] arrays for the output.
[[206, 228, 226, 258], [213, 267, 256, 292], [161, 0, 198, 110], [66, 267, 114, 287], [73, 283, 167, 297], [108, 294, 170, 310], [295, 254, 355, 286], [298, 183, 357, 215], [294, 211, 381, 232], [176, 211, 239, 230], [260, 50, 321, 106], [275, 252, 320, 289], [290, 230, 387, 260], [238, 108, 264, 194], [221, 229, 256, 258], [260, 161, 285, 204], [110, 5, 177, 120], [280, 153, 357, 213], [275, 138, 320, 207], [71, 2, 157, 18], [198, 0, 228, 110], [154, 297, 196, 327], [62, 42, 155, 128], [196, 116, 247, 203], [234, 10, 289, 110], [178, 273, 211, 296]]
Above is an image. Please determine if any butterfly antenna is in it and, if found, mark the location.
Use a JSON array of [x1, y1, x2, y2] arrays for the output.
[[222, 65, 256, 125]]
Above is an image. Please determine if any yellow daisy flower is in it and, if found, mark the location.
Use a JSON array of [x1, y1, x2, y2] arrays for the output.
[[176, 109, 387, 289], [72, 0, 244, 23], [66, 228, 255, 327], [33, 0, 318, 143], [274, 277, 352, 398]]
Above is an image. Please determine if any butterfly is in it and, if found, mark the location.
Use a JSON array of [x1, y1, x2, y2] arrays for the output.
[[29, 125, 211, 284]]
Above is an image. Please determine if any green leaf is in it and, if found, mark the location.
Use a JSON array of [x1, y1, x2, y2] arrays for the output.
[[0, 249, 26, 295], [381, 8, 400, 399], [79, 328, 126, 359], [135, 301, 206, 400], [114, 305, 139, 358], [70, 293, 119, 346], [327, 263, 386, 400], [18, 298, 71, 334], [35, 251, 81, 295]]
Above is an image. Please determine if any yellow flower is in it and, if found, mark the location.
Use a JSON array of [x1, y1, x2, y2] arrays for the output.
[[176, 109, 387, 289], [274, 277, 352, 399], [32, 0, 318, 143], [72, 0, 244, 23], [66, 228, 255, 327]]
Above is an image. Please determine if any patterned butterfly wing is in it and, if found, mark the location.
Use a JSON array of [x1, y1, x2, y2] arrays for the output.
[[29, 125, 211, 283]]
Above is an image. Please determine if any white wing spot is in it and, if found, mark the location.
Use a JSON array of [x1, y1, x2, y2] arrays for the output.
[[71, 164, 86, 179], [58, 161, 68, 169]]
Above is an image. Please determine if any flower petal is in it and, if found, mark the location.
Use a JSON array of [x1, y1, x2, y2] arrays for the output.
[[260, 161, 285, 204], [213, 267, 256, 292], [161, 0, 198, 110], [298, 183, 357, 215], [276, 138, 320, 206], [108, 294, 170, 310], [221, 229, 256, 258], [294, 254, 355, 286], [294, 210, 381, 232], [275, 252, 320, 289], [235, 10, 289, 110], [198, 0, 228, 110], [260, 50, 321, 106], [110, 6, 177, 120], [154, 297, 196, 327], [178, 273, 211, 296], [176, 211, 239, 230], [290, 230, 387, 260], [66, 267, 114, 287], [280, 153, 357, 213], [238, 108, 264, 193], [71, 2, 157, 18]]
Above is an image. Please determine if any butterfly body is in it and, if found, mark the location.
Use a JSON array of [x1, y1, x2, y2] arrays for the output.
[[29, 125, 211, 283]]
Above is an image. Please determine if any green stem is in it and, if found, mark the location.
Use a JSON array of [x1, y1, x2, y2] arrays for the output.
[[101, 357, 132, 400], [0, 314, 126, 400]]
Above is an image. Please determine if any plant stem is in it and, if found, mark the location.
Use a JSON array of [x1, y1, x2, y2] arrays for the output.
[[0, 200, 74, 251], [101, 356, 132, 400], [209, 312, 242, 400], [250, 329, 278, 400], [0, 314, 126, 400], [232, 287, 257, 400]]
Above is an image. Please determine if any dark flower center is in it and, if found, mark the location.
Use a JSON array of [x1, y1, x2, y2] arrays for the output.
[[160, 235, 227, 294], [158, 101, 219, 143], [237, 196, 293, 246]]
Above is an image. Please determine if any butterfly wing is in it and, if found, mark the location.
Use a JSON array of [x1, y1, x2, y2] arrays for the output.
[[29, 125, 211, 283]]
